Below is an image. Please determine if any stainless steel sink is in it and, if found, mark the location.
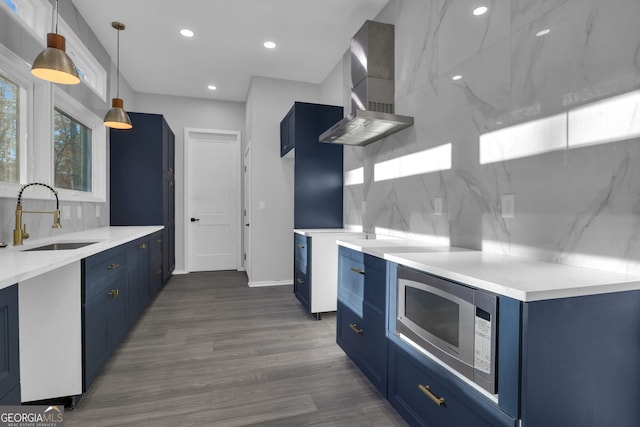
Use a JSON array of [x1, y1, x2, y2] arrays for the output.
[[23, 242, 98, 251]]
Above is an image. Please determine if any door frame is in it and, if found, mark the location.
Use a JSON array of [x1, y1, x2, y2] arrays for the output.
[[243, 143, 252, 280], [183, 127, 242, 273]]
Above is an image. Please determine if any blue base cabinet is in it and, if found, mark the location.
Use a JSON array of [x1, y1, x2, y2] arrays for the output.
[[519, 290, 640, 427], [293, 234, 311, 315], [82, 231, 164, 392], [388, 336, 516, 427], [336, 247, 388, 396], [0, 284, 20, 404]]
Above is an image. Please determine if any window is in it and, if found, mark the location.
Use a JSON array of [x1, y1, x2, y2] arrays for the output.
[[53, 88, 106, 202], [53, 108, 92, 192], [0, 73, 19, 182], [3, 0, 18, 13]]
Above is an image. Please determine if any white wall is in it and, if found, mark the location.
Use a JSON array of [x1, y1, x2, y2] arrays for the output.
[[244, 76, 321, 285], [134, 93, 245, 273]]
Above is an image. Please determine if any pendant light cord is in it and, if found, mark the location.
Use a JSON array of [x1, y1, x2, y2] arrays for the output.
[[116, 27, 120, 98], [54, 0, 59, 33]]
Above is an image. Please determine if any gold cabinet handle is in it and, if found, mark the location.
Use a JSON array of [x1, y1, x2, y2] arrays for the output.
[[351, 267, 365, 275], [156, 269, 162, 275], [297, 278, 304, 284], [349, 323, 363, 335], [140, 243, 147, 250], [169, 181, 174, 187], [418, 384, 445, 406], [107, 263, 120, 270], [108, 289, 119, 298], [297, 244, 305, 248], [156, 239, 162, 244]]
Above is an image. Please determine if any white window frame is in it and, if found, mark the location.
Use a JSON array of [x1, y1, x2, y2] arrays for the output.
[[53, 88, 107, 203], [0, 42, 41, 199], [1, 0, 107, 101], [0, 0, 51, 42]]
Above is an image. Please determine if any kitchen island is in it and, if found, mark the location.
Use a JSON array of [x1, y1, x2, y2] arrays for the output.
[[0, 226, 163, 406]]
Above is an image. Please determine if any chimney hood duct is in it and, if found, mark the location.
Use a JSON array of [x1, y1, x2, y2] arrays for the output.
[[320, 20, 413, 146]]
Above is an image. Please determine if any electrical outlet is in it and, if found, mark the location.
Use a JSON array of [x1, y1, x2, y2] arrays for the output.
[[77, 205, 83, 219], [62, 205, 71, 220], [501, 194, 515, 219], [434, 197, 443, 216]]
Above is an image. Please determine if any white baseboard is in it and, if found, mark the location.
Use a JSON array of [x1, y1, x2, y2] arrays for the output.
[[172, 269, 188, 275], [248, 280, 292, 288]]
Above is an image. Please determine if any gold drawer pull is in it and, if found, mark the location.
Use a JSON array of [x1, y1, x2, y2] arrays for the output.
[[108, 289, 119, 298], [140, 243, 147, 250], [350, 267, 365, 275], [297, 278, 304, 284], [156, 239, 162, 244], [418, 384, 445, 406], [156, 269, 162, 275], [107, 263, 120, 270], [349, 323, 363, 335], [297, 244, 305, 248]]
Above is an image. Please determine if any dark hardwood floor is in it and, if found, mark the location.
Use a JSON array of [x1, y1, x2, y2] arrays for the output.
[[65, 271, 407, 426]]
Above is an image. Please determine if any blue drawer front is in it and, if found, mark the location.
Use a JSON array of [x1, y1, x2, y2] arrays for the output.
[[388, 338, 516, 427], [83, 251, 128, 302]]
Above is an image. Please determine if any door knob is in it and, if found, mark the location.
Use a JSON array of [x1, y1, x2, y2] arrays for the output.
[[191, 217, 200, 222], [245, 223, 250, 227]]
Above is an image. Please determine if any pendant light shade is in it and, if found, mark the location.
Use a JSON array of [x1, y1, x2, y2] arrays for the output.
[[104, 21, 132, 130], [104, 98, 132, 129], [31, 0, 80, 85]]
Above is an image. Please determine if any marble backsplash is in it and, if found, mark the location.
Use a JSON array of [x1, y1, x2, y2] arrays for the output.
[[344, 0, 640, 275]]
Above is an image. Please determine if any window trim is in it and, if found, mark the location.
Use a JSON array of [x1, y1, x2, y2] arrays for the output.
[[0, 42, 37, 199], [53, 88, 106, 203]]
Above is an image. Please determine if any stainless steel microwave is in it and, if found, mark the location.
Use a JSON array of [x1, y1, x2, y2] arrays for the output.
[[396, 265, 498, 394]]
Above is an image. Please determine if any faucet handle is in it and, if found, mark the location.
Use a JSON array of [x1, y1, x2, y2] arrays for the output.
[[22, 224, 29, 240]]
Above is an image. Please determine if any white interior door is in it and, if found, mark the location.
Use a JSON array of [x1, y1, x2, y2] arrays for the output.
[[186, 129, 241, 272], [243, 144, 252, 281]]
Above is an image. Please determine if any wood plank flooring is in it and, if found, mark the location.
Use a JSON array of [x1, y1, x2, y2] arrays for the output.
[[65, 271, 407, 426]]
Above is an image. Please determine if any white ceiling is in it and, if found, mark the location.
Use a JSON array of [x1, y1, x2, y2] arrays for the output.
[[71, 0, 389, 102]]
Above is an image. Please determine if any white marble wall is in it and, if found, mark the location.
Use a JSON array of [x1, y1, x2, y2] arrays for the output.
[[345, 0, 640, 275]]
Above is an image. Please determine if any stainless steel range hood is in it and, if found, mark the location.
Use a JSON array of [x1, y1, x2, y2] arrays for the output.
[[320, 20, 413, 146]]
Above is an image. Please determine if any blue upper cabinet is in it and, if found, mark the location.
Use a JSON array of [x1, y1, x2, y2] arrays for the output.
[[280, 102, 344, 229]]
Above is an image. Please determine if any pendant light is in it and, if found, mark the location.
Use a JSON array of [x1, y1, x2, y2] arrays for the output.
[[31, 0, 80, 85], [104, 21, 132, 130]]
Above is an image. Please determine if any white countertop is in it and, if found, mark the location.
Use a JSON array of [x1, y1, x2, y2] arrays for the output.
[[0, 226, 163, 290], [294, 228, 367, 236], [337, 239, 640, 302]]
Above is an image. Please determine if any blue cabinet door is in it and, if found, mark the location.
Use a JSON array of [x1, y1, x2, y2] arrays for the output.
[[293, 234, 311, 314], [0, 285, 20, 404], [285, 102, 344, 229], [82, 293, 110, 391], [521, 290, 640, 427], [336, 248, 389, 396]]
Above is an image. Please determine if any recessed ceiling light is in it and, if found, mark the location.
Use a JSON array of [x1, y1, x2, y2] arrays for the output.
[[536, 28, 551, 37], [473, 6, 488, 16], [452, 75, 462, 81], [180, 29, 194, 38], [263, 41, 276, 49], [207, 85, 216, 90]]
